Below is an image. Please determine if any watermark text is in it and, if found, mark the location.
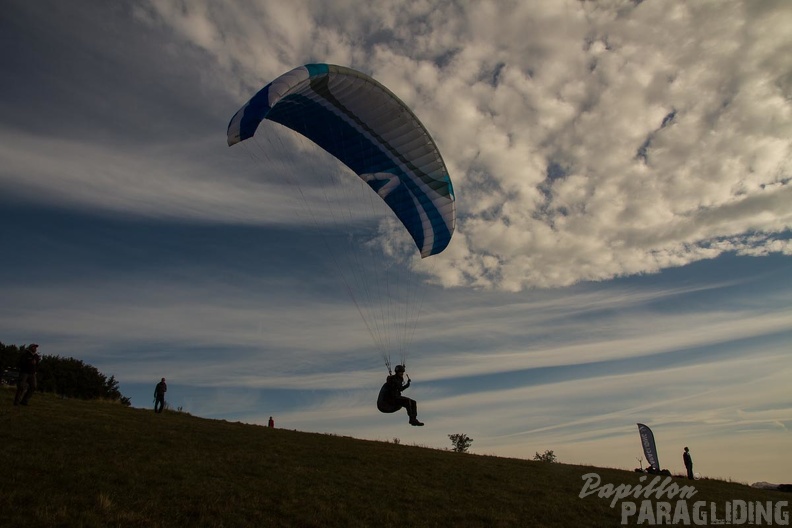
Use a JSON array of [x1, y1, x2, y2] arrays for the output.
[[579, 472, 789, 526]]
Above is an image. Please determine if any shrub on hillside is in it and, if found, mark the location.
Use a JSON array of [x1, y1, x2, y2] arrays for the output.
[[533, 449, 558, 463], [448, 433, 474, 453]]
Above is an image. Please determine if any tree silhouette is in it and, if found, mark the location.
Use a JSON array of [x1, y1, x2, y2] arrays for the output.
[[448, 433, 474, 453], [533, 449, 558, 463]]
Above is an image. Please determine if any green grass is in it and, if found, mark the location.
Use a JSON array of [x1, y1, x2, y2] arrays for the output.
[[2, 389, 788, 527]]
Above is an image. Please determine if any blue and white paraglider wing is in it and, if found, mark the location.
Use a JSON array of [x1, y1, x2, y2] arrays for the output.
[[227, 63, 455, 257]]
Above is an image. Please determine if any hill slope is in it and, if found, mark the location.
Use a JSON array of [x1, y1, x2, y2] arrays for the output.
[[2, 390, 787, 527]]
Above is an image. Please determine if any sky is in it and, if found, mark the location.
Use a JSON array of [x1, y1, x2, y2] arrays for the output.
[[1, 0, 790, 485]]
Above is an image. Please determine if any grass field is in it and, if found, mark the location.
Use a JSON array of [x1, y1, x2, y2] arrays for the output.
[[2, 388, 788, 527]]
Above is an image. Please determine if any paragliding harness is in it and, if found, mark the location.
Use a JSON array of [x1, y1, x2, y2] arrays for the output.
[[376, 363, 409, 414], [377, 361, 423, 425]]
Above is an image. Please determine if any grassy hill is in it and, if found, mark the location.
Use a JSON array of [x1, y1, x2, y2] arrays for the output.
[[2, 389, 788, 527]]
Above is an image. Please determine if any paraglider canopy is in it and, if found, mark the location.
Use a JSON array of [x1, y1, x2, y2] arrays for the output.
[[227, 63, 456, 372], [227, 63, 456, 258]]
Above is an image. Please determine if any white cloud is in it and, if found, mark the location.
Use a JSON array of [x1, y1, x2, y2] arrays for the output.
[[3, 1, 787, 291], [137, 0, 791, 290]]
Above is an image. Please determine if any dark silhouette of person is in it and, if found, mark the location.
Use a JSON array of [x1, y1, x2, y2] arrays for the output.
[[683, 447, 694, 480], [377, 364, 424, 426], [14, 344, 41, 406], [268, 416, 274, 428], [154, 378, 167, 413]]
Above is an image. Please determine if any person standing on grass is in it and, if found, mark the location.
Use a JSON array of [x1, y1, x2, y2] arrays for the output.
[[683, 447, 694, 480], [14, 343, 41, 406], [154, 377, 167, 413], [268, 416, 274, 428]]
